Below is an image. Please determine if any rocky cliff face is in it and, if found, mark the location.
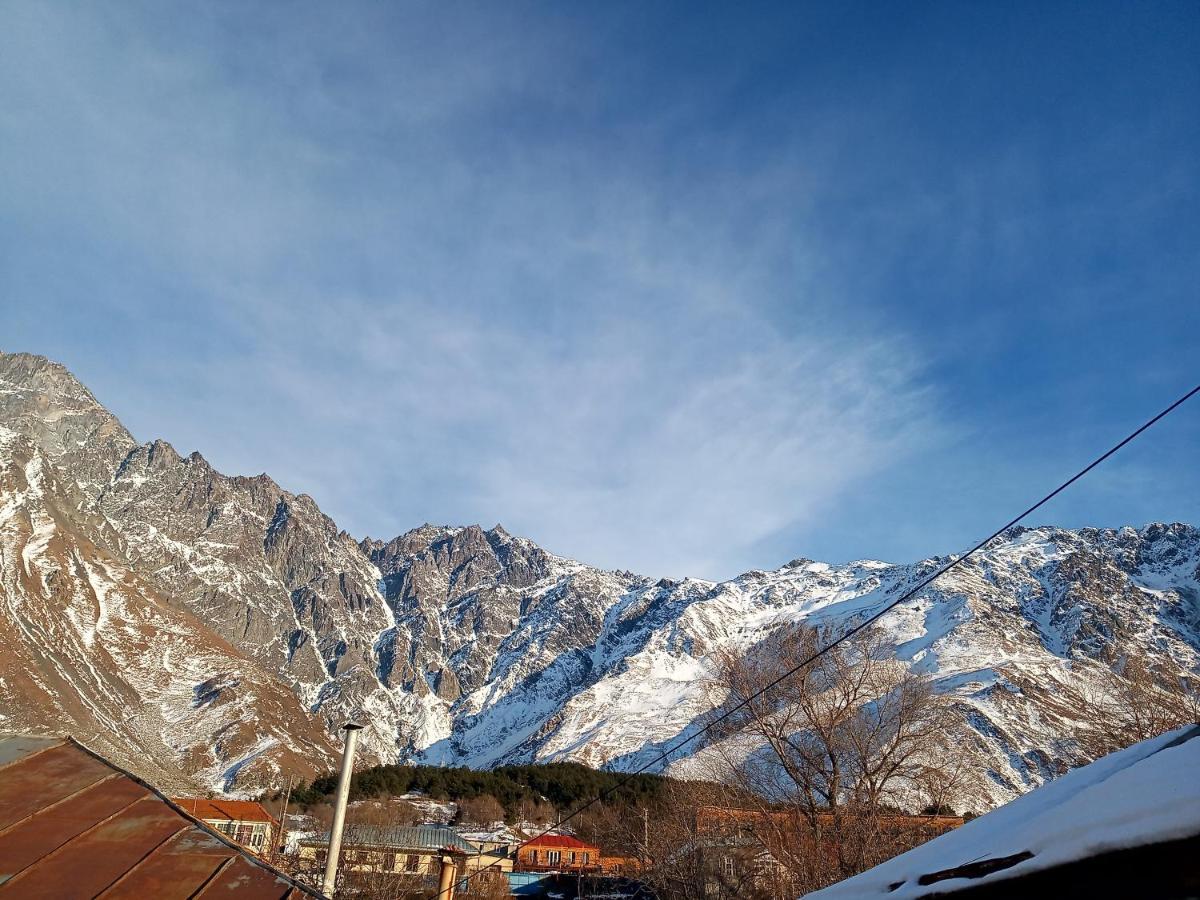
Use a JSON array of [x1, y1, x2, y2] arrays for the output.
[[0, 350, 1197, 807], [0, 352, 404, 785], [0, 423, 340, 790]]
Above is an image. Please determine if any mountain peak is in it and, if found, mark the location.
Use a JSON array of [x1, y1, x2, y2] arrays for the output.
[[0, 351, 138, 494], [0, 351, 111, 411], [1, 352, 1197, 809]]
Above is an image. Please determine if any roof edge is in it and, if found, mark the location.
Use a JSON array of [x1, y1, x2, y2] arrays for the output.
[[61, 736, 326, 900]]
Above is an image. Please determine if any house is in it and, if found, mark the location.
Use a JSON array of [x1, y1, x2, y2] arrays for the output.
[[516, 833, 601, 872], [455, 828, 518, 876], [803, 724, 1200, 899], [172, 796, 278, 855], [709, 841, 790, 899], [296, 824, 501, 893], [0, 733, 321, 898]]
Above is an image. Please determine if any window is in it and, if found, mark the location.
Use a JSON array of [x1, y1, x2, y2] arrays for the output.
[[547, 850, 561, 864], [384, 852, 397, 871], [529, 850, 538, 864], [582, 852, 590, 864], [722, 856, 735, 877], [404, 853, 421, 872], [569, 852, 576, 863]]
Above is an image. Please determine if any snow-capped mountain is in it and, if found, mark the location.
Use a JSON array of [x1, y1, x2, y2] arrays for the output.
[[1, 351, 1197, 808]]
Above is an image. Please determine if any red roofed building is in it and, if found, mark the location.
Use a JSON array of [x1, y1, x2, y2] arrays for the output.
[[517, 833, 601, 873], [172, 797, 278, 855]]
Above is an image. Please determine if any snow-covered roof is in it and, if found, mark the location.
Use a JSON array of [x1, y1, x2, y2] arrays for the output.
[[804, 724, 1200, 899]]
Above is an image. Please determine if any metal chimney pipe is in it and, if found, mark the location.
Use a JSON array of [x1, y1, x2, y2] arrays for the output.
[[436, 854, 458, 900], [322, 723, 364, 897]]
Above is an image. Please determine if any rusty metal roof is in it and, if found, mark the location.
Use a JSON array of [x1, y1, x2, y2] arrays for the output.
[[519, 833, 599, 851], [171, 797, 278, 825], [0, 734, 325, 899]]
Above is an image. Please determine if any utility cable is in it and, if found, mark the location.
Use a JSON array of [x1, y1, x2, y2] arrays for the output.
[[424, 382, 1200, 899]]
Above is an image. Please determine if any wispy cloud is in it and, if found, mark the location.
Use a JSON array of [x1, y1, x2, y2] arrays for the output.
[[5, 2, 1193, 578], [0, 1, 950, 578]]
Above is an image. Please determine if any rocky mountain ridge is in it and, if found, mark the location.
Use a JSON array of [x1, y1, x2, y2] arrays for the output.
[[0, 351, 1197, 808]]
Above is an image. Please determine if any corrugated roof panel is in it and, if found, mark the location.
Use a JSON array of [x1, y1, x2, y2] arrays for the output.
[[194, 856, 299, 899], [0, 775, 145, 881], [2, 796, 187, 896], [322, 824, 482, 853], [96, 828, 238, 899], [0, 735, 325, 899], [520, 833, 597, 850], [0, 743, 115, 831]]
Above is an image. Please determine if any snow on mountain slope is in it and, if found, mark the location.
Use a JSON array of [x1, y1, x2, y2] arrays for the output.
[[0, 425, 340, 791], [405, 529, 1199, 809], [0, 352, 419, 765], [0, 350, 1197, 810], [657, 528, 1200, 807]]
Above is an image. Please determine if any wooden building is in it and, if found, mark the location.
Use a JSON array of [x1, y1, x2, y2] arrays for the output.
[[296, 824, 505, 893], [516, 833, 601, 872]]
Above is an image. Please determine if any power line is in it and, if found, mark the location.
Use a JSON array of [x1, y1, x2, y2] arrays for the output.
[[425, 382, 1199, 899]]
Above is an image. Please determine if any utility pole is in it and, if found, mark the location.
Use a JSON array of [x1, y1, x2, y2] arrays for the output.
[[641, 806, 650, 867], [322, 723, 364, 898], [275, 775, 293, 863]]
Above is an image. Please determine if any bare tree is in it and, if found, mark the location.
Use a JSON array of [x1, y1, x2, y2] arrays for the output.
[[574, 778, 784, 900], [351, 798, 422, 828], [455, 794, 505, 828], [700, 623, 969, 892], [1074, 651, 1200, 758], [629, 781, 732, 900]]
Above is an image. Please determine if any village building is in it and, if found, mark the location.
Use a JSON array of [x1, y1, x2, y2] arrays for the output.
[[171, 796, 278, 856], [516, 833, 601, 873], [692, 833, 794, 900], [803, 724, 1200, 899], [455, 831, 518, 876], [296, 823, 509, 893], [0, 734, 320, 899]]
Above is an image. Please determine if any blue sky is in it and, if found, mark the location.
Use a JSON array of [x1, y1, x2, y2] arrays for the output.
[[1, 1, 1197, 579]]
